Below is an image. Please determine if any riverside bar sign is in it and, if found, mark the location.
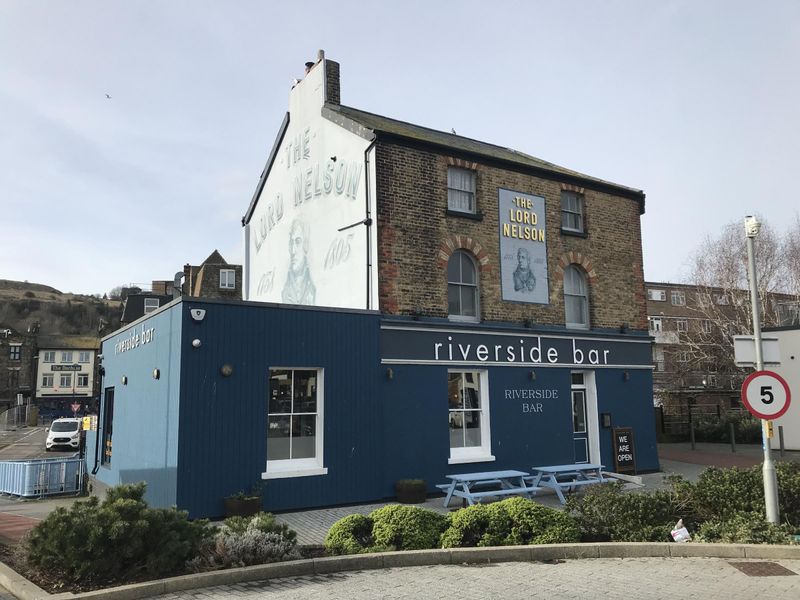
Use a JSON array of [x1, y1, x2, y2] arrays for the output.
[[380, 326, 653, 368]]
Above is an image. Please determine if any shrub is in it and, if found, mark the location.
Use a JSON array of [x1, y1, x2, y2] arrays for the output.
[[369, 505, 447, 551], [692, 413, 761, 444], [441, 498, 580, 548], [24, 483, 211, 585], [324, 514, 375, 555], [190, 518, 300, 570], [694, 512, 795, 545], [224, 512, 296, 543], [566, 481, 678, 542]]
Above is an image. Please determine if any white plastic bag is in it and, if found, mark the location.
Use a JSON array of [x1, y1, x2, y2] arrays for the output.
[[671, 518, 691, 543]]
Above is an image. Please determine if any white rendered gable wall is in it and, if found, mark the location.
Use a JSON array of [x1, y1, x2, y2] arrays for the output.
[[244, 61, 377, 309]]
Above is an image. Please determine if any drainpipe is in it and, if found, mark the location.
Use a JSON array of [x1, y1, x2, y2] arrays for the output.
[[364, 140, 376, 309]]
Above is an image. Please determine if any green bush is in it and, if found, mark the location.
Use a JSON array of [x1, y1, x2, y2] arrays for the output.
[[324, 514, 375, 555], [566, 481, 678, 542], [440, 498, 580, 548], [694, 512, 795, 545], [692, 413, 761, 444], [369, 505, 447, 551], [24, 483, 211, 585], [223, 512, 296, 543]]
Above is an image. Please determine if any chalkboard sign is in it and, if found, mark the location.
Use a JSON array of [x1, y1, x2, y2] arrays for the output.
[[613, 427, 636, 473]]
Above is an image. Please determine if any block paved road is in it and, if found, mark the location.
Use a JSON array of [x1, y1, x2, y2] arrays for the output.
[[152, 558, 800, 599]]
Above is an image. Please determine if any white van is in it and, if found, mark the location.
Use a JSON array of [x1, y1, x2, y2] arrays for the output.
[[45, 418, 83, 451]]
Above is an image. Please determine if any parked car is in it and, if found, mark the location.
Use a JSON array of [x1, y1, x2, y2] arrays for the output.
[[45, 418, 84, 452]]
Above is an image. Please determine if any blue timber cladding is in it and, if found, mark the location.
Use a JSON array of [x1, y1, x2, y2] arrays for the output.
[[88, 302, 183, 509], [176, 300, 383, 517]]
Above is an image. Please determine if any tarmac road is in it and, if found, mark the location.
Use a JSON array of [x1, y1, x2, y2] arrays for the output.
[[0, 426, 76, 460]]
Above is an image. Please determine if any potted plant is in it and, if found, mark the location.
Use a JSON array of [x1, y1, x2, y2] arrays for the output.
[[223, 485, 262, 517], [395, 479, 427, 504]]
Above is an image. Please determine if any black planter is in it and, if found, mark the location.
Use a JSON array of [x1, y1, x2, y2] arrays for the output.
[[395, 479, 427, 504], [223, 496, 262, 517]]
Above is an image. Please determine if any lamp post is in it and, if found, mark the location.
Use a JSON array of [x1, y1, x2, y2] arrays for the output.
[[744, 215, 780, 523]]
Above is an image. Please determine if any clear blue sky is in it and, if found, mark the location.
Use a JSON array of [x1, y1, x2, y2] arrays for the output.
[[2, 1, 798, 295]]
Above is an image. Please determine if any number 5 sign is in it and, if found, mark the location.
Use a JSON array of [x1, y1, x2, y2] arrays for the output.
[[741, 370, 792, 420]]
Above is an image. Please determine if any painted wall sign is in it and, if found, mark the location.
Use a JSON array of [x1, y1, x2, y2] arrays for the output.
[[613, 427, 636, 473], [52, 364, 82, 372], [244, 61, 377, 309], [114, 325, 156, 355], [498, 189, 549, 304], [380, 325, 652, 368]]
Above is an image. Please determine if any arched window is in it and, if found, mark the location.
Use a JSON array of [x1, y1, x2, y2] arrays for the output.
[[564, 265, 589, 329], [448, 251, 479, 320]]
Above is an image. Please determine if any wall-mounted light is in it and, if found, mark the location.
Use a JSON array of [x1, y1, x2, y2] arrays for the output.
[[192, 339, 202, 348], [121, 376, 128, 385], [623, 371, 630, 382], [152, 368, 160, 380], [529, 370, 536, 381], [386, 367, 394, 381], [220, 364, 233, 377], [601, 413, 612, 428]]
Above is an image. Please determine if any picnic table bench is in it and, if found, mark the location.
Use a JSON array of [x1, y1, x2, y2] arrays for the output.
[[525, 463, 607, 504], [438, 470, 542, 507]]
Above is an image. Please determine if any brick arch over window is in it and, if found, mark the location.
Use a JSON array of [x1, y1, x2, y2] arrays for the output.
[[554, 252, 597, 285], [436, 234, 492, 273]]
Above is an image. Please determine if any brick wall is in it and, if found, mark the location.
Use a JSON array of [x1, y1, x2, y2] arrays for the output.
[[375, 142, 647, 331]]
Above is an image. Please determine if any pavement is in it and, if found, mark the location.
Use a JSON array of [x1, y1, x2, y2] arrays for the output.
[[0, 439, 799, 598]]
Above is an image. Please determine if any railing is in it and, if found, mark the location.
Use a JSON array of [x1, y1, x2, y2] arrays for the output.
[[0, 405, 34, 431], [0, 456, 85, 497]]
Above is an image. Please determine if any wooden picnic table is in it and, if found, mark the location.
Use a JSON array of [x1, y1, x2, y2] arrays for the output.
[[525, 463, 606, 504], [438, 470, 541, 507]]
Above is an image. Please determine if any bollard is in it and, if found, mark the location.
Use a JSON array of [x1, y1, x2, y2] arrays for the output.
[[730, 422, 736, 453], [779, 425, 785, 458], [690, 420, 696, 450]]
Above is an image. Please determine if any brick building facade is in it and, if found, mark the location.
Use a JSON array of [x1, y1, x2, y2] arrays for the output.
[[91, 52, 659, 516], [0, 326, 35, 409]]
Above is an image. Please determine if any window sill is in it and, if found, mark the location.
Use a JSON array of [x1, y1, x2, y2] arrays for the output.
[[261, 467, 328, 480], [561, 228, 588, 238], [448, 454, 496, 465], [446, 209, 483, 221]]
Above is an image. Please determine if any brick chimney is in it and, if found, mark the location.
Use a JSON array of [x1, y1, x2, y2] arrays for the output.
[[321, 50, 340, 106]]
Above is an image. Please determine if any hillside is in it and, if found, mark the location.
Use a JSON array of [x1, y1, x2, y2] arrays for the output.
[[0, 279, 122, 336]]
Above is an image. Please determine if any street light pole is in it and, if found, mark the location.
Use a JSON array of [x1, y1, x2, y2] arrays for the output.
[[744, 215, 780, 523]]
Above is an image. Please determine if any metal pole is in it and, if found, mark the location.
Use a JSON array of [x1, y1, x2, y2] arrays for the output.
[[745, 216, 780, 523], [689, 419, 696, 450], [779, 425, 785, 458], [730, 422, 736, 453]]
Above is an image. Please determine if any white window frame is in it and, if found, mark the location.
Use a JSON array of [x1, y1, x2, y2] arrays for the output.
[[560, 191, 584, 233], [263, 368, 327, 479], [447, 251, 480, 322], [77, 373, 89, 388], [447, 369, 493, 464], [42, 373, 54, 388], [708, 374, 718, 388], [677, 351, 690, 363], [671, 291, 686, 306], [447, 167, 476, 214], [144, 298, 160, 314], [43, 351, 55, 363], [676, 320, 688, 333], [219, 269, 236, 290], [61, 351, 73, 363], [701, 320, 712, 334], [59, 373, 72, 387], [78, 351, 91, 363], [647, 289, 666, 301], [564, 265, 589, 330]]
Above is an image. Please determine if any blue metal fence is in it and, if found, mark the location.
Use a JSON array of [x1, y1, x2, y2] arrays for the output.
[[0, 456, 85, 497]]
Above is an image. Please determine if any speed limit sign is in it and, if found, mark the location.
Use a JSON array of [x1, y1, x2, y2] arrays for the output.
[[741, 370, 791, 420]]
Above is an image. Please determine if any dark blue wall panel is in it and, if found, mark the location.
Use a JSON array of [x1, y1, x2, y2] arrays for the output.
[[176, 301, 383, 517]]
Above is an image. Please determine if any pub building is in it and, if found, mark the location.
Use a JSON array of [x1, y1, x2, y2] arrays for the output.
[[87, 52, 659, 517]]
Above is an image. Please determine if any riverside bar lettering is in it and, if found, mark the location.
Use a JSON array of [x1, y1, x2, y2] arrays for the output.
[[433, 336, 610, 365]]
